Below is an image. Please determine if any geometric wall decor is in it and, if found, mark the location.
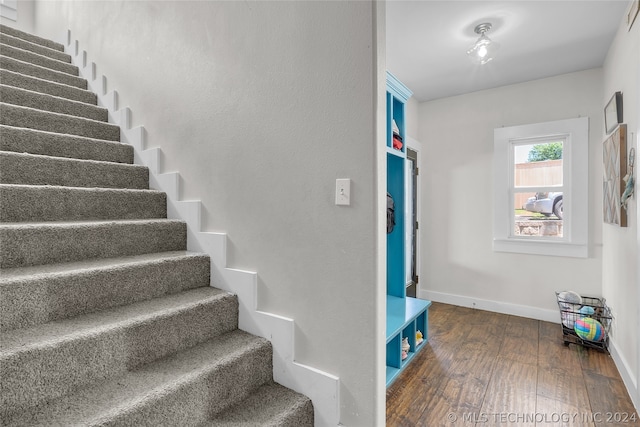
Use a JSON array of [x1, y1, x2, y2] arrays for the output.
[[603, 124, 627, 226]]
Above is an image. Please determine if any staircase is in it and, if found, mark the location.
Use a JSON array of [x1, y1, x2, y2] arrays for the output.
[[0, 24, 313, 426]]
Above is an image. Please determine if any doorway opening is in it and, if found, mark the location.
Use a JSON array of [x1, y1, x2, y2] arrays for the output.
[[406, 147, 419, 298]]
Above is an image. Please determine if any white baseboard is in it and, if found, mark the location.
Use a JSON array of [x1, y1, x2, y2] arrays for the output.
[[418, 289, 560, 323], [65, 30, 340, 426], [609, 339, 640, 414]]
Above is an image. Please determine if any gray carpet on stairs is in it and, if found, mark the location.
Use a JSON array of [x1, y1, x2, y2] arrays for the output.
[[0, 84, 107, 121], [0, 32, 70, 62], [0, 251, 210, 332], [1, 68, 97, 103], [2, 330, 275, 426], [1, 151, 148, 189], [206, 382, 316, 427], [0, 55, 87, 88], [0, 219, 188, 268], [0, 23, 314, 426], [0, 124, 132, 163], [1, 287, 240, 417], [0, 24, 65, 51], [0, 42, 77, 74], [0, 184, 167, 222], [0, 103, 120, 140]]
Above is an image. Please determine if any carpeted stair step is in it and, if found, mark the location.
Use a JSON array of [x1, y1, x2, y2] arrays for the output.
[[0, 24, 64, 52], [1, 330, 272, 426], [0, 43, 77, 75], [0, 85, 106, 121], [0, 56, 87, 89], [0, 151, 147, 188], [0, 251, 211, 332], [0, 69, 96, 104], [0, 184, 166, 222], [0, 125, 132, 163], [0, 219, 186, 268], [0, 104, 119, 140], [205, 382, 314, 427], [0, 287, 239, 418], [0, 32, 71, 63]]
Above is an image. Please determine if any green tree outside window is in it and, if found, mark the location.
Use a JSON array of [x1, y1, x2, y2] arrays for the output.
[[528, 142, 563, 162]]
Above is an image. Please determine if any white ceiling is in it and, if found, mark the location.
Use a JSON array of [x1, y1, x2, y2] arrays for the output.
[[386, 1, 630, 102]]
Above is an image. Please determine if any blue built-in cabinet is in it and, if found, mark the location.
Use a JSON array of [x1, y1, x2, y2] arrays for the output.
[[385, 71, 431, 387]]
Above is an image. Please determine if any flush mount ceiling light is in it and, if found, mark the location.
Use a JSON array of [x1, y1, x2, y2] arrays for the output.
[[467, 22, 499, 65]]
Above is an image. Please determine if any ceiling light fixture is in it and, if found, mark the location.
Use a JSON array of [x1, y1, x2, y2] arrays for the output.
[[467, 23, 499, 65]]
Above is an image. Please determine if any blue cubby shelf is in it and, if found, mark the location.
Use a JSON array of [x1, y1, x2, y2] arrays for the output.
[[386, 295, 431, 387], [386, 146, 406, 158], [385, 71, 430, 388]]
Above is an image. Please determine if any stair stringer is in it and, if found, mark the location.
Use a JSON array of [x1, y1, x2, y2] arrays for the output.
[[64, 31, 340, 427]]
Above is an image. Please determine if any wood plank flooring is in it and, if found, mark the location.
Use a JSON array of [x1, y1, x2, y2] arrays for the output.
[[386, 302, 638, 426]]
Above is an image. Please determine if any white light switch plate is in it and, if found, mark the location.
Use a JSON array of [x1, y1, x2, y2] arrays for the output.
[[335, 179, 351, 205]]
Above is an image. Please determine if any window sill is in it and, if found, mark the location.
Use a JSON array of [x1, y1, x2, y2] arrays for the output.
[[493, 238, 588, 258]]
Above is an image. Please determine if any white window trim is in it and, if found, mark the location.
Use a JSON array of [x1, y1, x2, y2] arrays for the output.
[[493, 117, 589, 258], [0, 0, 17, 21]]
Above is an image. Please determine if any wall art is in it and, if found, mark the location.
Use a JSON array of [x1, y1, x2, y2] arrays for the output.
[[604, 92, 623, 135], [603, 124, 627, 226], [628, 0, 639, 31]]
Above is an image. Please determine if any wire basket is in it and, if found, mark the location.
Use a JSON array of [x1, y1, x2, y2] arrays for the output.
[[555, 292, 612, 352]]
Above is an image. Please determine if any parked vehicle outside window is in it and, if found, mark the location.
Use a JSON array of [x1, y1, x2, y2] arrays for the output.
[[523, 192, 563, 219]]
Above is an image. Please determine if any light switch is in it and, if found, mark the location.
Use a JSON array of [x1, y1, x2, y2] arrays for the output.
[[335, 179, 351, 206]]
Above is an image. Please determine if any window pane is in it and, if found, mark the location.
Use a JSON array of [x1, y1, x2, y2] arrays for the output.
[[514, 191, 563, 238], [514, 141, 563, 187]]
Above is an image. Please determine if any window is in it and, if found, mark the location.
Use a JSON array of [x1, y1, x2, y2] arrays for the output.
[[0, 0, 17, 21], [493, 117, 589, 257], [513, 138, 564, 238]]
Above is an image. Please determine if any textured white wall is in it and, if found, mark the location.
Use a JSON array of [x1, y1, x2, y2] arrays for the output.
[[417, 69, 604, 318], [602, 8, 639, 409], [405, 96, 419, 139], [373, 2, 387, 424], [26, 1, 382, 425]]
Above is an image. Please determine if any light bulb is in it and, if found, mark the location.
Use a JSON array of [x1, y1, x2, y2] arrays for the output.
[[466, 23, 499, 65]]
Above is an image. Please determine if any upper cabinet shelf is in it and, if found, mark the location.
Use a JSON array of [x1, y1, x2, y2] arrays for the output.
[[386, 71, 412, 155], [386, 72, 413, 298], [386, 71, 413, 102]]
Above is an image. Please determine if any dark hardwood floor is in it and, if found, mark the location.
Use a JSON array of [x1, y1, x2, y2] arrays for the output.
[[386, 302, 639, 426]]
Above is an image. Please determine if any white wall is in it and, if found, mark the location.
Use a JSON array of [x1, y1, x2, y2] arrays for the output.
[[19, 1, 382, 425], [602, 6, 639, 410], [417, 69, 604, 320], [374, 2, 387, 424], [405, 96, 420, 139]]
